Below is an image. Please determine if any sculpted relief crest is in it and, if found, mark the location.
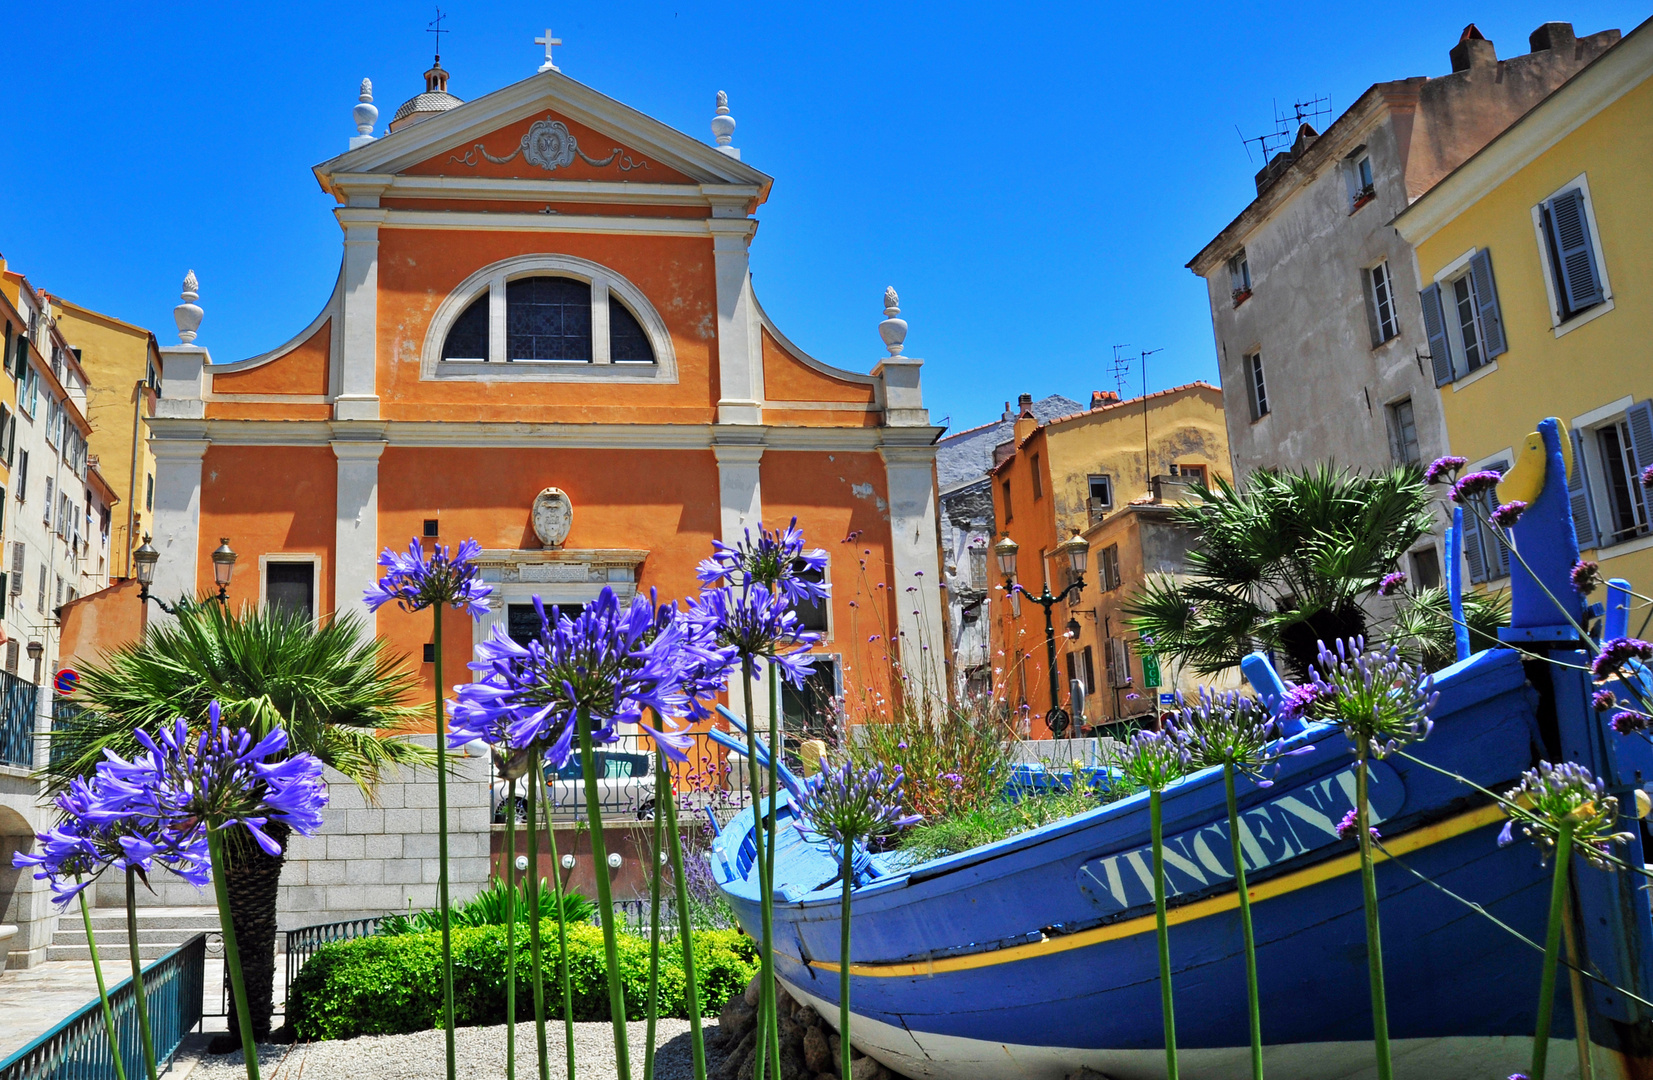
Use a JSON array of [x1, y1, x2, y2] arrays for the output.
[[532, 487, 573, 548]]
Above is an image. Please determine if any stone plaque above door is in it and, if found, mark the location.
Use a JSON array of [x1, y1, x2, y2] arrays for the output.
[[532, 487, 573, 548]]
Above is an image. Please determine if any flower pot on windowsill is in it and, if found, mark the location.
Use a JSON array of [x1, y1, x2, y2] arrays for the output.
[[1350, 187, 1376, 213], [1230, 288, 1253, 308]]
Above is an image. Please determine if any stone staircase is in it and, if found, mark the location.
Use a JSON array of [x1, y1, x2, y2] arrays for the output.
[[46, 905, 221, 963]]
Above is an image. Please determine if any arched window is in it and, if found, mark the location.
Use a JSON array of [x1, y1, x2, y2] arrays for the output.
[[507, 278, 592, 362], [608, 298, 655, 364], [441, 295, 489, 361], [424, 254, 676, 382]]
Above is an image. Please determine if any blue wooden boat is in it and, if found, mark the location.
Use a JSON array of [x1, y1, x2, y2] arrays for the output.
[[711, 419, 1653, 1079]]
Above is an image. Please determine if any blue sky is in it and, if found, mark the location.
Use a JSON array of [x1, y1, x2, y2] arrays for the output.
[[0, 1, 1642, 432]]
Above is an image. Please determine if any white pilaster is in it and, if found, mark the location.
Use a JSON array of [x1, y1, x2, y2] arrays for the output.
[[335, 208, 387, 421], [879, 444, 946, 702], [710, 217, 762, 425], [712, 438, 774, 729], [149, 438, 210, 611], [334, 440, 386, 625]]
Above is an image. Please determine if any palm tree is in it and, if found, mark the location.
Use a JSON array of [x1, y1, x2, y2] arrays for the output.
[[1123, 464, 1437, 679], [44, 598, 430, 1042], [1385, 586, 1511, 672]]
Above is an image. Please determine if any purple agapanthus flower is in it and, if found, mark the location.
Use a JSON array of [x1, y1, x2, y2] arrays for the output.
[[1377, 571, 1407, 597], [95, 703, 327, 856], [451, 588, 697, 769], [1449, 470, 1503, 505], [684, 581, 820, 686], [1592, 637, 1653, 680], [11, 777, 212, 906], [1498, 760, 1632, 868], [696, 518, 830, 609], [1178, 687, 1307, 783], [1572, 560, 1601, 595], [363, 537, 492, 620], [1109, 726, 1192, 792], [1311, 637, 1438, 758], [1423, 456, 1467, 485], [1335, 808, 1379, 841], [796, 759, 920, 848]]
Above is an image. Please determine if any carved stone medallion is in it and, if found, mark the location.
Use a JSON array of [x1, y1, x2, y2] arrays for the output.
[[532, 487, 573, 548]]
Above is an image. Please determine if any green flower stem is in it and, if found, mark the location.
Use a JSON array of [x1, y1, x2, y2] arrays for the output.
[[1355, 754, 1393, 1080], [663, 760, 709, 1080], [1561, 892, 1595, 1080], [124, 867, 158, 1080], [542, 776, 577, 1080], [1532, 821, 1577, 1080], [739, 672, 773, 1080], [207, 829, 261, 1080], [577, 707, 632, 1080], [643, 750, 666, 1080], [764, 667, 783, 1079], [433, 605, 457, 1080], [526, 760, 550, 1080], [79, 883, 128, 1080], [505, 777, 517, 1080], [1150, 789, 1179, 1080], [1224, 765, 1263, 1080], [839, 841, 854, 1080]]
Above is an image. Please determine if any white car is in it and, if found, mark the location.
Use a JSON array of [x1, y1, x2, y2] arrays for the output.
[[491, 747, 656, 823]]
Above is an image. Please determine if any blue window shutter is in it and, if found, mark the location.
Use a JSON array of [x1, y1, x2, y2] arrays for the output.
[[1569, 428, 1600, 550], [1484, 458, 1512, 579], [1419, 284, 1453, 385], [1461, 501, 1487, 583], [1547, 189, 1604, 313], [1468, 249, 1507, 358], [1623, 400, 1653, 480]]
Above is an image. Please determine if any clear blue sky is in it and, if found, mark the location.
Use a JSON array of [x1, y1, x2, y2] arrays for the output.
[[1, 1, 1642, 432]]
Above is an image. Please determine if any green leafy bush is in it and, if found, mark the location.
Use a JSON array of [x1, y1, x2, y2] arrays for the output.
[[376, 877, 595, 936], [287, 922, 757, 1041]]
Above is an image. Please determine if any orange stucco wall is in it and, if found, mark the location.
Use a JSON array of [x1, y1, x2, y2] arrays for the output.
[[198, 445, 338, 613], [381, 199, 711, 219], [404, 110, 695, 185], [211, 321, 331, 396], [376, 229, 720, 424], [761, 330, 877, 406]]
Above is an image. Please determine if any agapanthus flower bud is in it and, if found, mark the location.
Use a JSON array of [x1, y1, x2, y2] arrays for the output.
[[1310, 637, 1437, 758], [797, 759, 920, 850], [1498, 760, 1632, 869], [1109, 726, 1191, 793]]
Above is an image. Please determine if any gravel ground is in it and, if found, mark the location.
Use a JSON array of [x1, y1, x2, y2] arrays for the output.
[[186, 1020, 727, 1080]]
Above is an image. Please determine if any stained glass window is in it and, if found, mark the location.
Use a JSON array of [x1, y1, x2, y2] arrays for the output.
[[441, 295, 489, 361], [507, 277, 592, 362], [609, 298, 655, 363]]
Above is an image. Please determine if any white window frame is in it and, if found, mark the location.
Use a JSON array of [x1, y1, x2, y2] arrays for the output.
[[1466, 448, 1514, 583], [1244, 350, 1269, 421], [1345, 147, 1375, 210], [1530, 172, 1614, 338], [1366, 260, 1400, 344], [1087, 474, 1114, 514], [1227, 251, 1251, 303], [1386, 397, 1420, 465], [1432, 249, 1497, 387], [420, 253, 679, 384], [258, 553, 325, 624], [1571, 400, 1652, 555]]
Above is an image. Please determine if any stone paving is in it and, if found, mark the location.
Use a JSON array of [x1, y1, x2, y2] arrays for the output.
[[0, 956, 226, 1060]]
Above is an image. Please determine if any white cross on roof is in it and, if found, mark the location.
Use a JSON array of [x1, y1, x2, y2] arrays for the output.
[[535, 29, 562, 72]]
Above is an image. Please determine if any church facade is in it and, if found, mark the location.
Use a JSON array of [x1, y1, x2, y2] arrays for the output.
[[79, 57, 949, 920]]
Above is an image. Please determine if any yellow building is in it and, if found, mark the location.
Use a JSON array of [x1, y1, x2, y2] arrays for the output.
[[989, 382, 1231, 735], [1395, 18, 1653, 592], [47, 297, 162, 579]]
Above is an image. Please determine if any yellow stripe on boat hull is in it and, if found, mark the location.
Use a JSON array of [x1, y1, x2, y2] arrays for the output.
[[811, 803, 1507, 978]]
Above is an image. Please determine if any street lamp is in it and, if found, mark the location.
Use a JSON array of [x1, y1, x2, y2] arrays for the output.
[[26, 641, 42, 684], [1000, 530, 1090, 738], [210, 538, 238, 603]]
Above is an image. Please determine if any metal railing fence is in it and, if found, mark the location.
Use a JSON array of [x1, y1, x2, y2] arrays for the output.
[[283, 917, 382, 1004], [0, 669, 38, 769], [490, 731, 753, 825], [0, 933, 205, 1080]]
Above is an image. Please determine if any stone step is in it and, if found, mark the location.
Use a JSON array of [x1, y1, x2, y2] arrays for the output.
[[84, 906, 221, 931], [53, 926, 220, 949], [46, 941, 204, 963]]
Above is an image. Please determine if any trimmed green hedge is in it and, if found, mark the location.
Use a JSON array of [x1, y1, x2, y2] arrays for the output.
[[287, 922, 758, 1041]]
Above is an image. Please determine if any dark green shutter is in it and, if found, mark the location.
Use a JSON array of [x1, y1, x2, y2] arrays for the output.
[[1419, 284, 1453, 386]]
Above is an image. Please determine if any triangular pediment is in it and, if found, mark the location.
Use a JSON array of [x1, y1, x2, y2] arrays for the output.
[[316, 68, 770, 195], [403, 109, 693, 184]]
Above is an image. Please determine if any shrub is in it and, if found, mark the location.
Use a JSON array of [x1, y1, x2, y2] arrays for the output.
[[287, 922, 757, 1041], [375, 877, 595, 936], [850, 699, 1017, 821]]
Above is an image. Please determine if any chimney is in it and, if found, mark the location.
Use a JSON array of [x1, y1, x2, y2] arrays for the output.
[[1018, 393, 1033, 410], [1529, 22, 1576, 54], [1002, 400, 1014, 421], [1450, 24, 1497, 72], [1090, 390, 1119, 410], [1013, 394, 1038, 446]]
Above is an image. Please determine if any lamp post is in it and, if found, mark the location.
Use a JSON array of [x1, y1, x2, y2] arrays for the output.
[[26, 640, 42, 685], [131, 535, 236, 613], [997, 531, 1090, 737]]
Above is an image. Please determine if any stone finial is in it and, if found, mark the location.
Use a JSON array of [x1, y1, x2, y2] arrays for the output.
[[711, 91, 739, 158], [174, 271, 203, 345], [352, 79, 379, 143], [878, 286, 907, 357]]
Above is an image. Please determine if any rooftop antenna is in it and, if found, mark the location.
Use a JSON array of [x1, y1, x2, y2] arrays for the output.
[[1110, 344, 1133, 401], [427, 6, 449, 63], [1238, 93, 1332, 164], [1138, 348, 1163, 484]]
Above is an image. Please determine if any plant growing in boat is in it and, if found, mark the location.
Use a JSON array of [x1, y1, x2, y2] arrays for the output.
[[1179, 688, 1306, 1080], [1109, 726, 1193, 1080], [796, 758, 920, 1080], [1299, 638, 1437, 1080], [689, 520, 825, 1080], [364, 536, 492, 1080], [1499, 762, 1633, 1080]]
